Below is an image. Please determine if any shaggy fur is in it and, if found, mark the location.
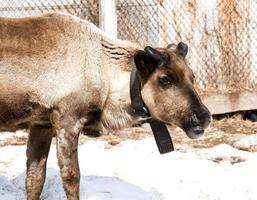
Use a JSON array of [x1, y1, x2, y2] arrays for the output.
[[0, 13, 210, 200]]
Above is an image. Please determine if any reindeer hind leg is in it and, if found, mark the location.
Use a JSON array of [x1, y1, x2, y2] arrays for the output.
[[26, 125, 53, 200]]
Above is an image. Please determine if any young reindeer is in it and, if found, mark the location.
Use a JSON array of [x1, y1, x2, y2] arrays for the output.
[[0, 13, 211, 199]]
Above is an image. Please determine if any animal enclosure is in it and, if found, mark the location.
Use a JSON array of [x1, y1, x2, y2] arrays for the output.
[[1, 0, 256, 114]]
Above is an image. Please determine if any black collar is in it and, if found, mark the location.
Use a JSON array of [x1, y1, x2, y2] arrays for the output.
[[129, 67, 150, 118], [130, 67, 174, 154]]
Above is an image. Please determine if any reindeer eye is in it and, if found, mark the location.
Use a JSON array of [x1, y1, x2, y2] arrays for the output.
[[158, 75, 172, 87]]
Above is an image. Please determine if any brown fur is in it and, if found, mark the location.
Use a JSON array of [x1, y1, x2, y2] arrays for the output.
[[0, 13, 210, 200], [142, 49, 197, 127], [26, 125, 53, 199]]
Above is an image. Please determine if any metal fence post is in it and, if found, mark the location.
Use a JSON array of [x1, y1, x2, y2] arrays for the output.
[[99, 0, 117, 38]]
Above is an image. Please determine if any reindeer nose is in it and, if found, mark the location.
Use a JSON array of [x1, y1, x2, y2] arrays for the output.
[[191, 114, 200, 127], [197, 110, 212, 129]]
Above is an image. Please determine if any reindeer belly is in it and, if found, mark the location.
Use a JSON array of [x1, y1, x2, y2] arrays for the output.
[[0, 81, 51, 131], [0, 88, 32, 128]]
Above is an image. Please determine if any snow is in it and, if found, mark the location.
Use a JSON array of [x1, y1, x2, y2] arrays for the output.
[[0, 133, 12, 141], [0, 131, 27, 141], [0, 137, 257, 200], [233, 134, 257, 152]]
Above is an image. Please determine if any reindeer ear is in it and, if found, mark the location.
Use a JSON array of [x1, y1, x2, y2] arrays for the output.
[[134, 50, 152, 77], [176, 42, 188, 57], [134, 47, 167, 78]]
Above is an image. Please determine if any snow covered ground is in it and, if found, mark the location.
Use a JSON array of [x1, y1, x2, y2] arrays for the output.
[[1, 136, 257, 200]]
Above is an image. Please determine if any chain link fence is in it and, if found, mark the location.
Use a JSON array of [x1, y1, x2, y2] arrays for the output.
[[1, 0, 257, 97], [116, 0, 257, 96], [0, 0, 98, 25]]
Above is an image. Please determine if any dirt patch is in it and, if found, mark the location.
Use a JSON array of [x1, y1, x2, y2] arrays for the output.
[[0, 136, 27, 147], [88, 115, 257, 151], [79, 115, 257, 151], [1, 116, 257, 152]]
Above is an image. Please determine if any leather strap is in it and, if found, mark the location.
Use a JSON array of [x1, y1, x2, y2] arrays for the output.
[[149, 119, 174, 154], [130, 67, 149, 117]]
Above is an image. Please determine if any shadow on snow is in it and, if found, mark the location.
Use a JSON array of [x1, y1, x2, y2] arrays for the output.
[[0, 168, 163, 200]]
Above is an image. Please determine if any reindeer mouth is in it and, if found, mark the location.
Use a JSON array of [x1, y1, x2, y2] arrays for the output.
[[161, 118, 204, 139], [185, 125, 204, 139], [184, 113, 210, 139]]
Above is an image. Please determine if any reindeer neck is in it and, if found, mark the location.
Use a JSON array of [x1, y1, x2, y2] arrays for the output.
[[100, 51, 144, 131]]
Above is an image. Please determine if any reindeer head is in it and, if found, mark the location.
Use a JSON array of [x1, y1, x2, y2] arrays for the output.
[[134, 42, 211, 139]]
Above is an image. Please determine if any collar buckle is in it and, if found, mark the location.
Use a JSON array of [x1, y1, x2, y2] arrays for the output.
[[134, 106, 149, 117]]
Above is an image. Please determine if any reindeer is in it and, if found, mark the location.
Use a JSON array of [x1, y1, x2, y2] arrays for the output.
[[0, 13, 211, 199]]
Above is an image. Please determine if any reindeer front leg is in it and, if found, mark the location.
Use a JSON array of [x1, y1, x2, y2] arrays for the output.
[[51, 109, 86, 200], [26, 125, 54, 200]]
